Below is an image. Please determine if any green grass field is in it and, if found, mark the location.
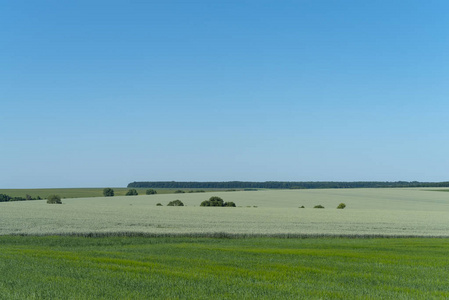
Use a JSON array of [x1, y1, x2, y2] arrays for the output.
[[0, 236, 448, 299]]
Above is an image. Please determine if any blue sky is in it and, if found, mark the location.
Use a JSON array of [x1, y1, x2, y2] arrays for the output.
[[2, 1, 448, 188]]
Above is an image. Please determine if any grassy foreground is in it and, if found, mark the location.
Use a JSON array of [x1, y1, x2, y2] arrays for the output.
[[0, 237, 448, 299]]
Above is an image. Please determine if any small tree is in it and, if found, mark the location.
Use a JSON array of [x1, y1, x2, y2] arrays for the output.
[[167, 200, 184, 206], [314, 205, 324, 209], [126, 189, 138, 196], [146, 189, 157, 195], [103, 188, 114, 197], [337, 203, 346, 209], [156, 203, 162, 206], [47, 195, 62, 204]]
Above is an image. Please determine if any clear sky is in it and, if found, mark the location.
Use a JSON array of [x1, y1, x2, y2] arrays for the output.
[[2, 1, 448, 188]]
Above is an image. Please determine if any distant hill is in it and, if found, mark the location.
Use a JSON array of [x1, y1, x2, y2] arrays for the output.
[[127, 181, 449, 189]]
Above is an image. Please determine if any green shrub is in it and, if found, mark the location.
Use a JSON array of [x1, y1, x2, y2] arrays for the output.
[[126, 189, 138, 196], [167, 200, 184, 206], [201, 196, 223, 207], [47, 195, 62, 204], [337, 203, 346, 209], [201, 197, 236, 207], [156, 203, 162, 206], [314, 205, 324, 209], [299, 206, 305, 208], [146, 189, 157, 195], [209, 196, 224, 206], [174, 190, 185, 194], [103, 188, 114, 197], [200, 200, 210, 206], [0, 194, 12, 202]]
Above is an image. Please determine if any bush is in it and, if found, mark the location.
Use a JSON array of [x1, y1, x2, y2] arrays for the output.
[[174, 190, 185, 193], [337, 203, 346, 209], [200, 200, 210, 206], [126, 189, 138, 196], [299, 205, 305, 208], [200, 196, 236, 207], [167, 200, 184, 206], [209, 196, 224, 206], [201, 196, 223, 207], [146, 189, 157, 195], [47, 195, 62, 204], [314, 205, 324, 209], [0, 194, 12, 202], [103, 188, 114, 197], [156, 203, 162, 206]]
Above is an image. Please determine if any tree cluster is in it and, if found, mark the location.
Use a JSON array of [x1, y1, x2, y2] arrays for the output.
[[0, 194, 41, 202], [103, 188, 114, 197], [47, 195, 62, 204], [200, 196, 236, 207], [126, 189, 138, 196], [167, 200, 184, 206], [146, 189, 157, 195]]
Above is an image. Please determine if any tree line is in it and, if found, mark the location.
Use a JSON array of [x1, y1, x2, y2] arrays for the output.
[[0, 194, 42, 202], [128, 181, 449, 189]]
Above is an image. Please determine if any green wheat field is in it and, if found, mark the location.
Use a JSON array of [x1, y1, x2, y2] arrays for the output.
[[1, 188, 448, 236], [1, 236, 448, 299]]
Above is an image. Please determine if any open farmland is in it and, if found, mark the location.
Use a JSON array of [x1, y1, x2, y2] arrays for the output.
[[1, 188, 448, 236], [0, 187, 220, 199], [1, 236, 448, 299]]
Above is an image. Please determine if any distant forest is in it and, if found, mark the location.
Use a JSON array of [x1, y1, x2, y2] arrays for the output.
[[127, 181, 449, 189]]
